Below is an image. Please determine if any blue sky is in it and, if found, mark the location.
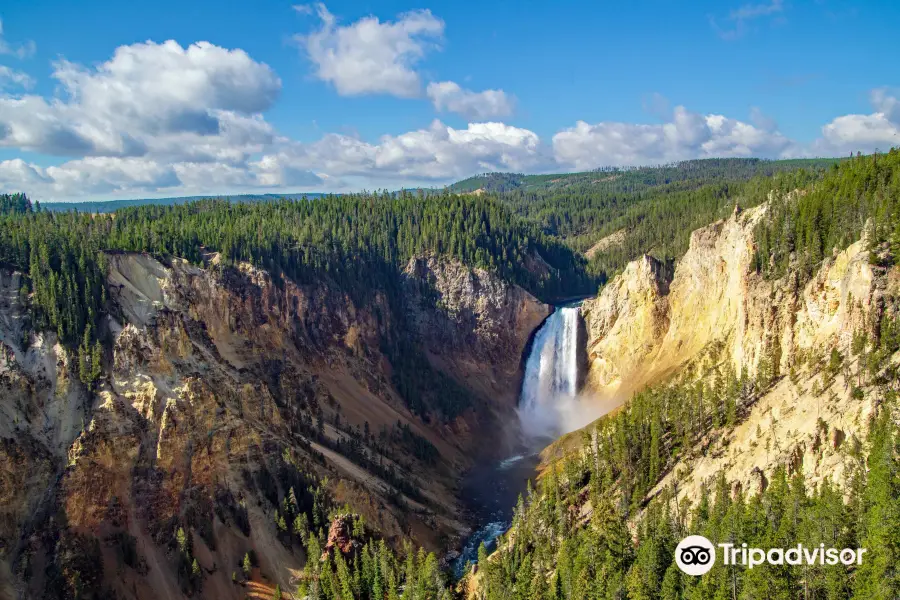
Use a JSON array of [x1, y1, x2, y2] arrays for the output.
[[0, 0, 897, 201]]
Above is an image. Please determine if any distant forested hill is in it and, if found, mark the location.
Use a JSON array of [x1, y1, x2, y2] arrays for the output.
[[39, 192, 328, 213], [451, 158, 846, 283], [449, 158, 842, 195]]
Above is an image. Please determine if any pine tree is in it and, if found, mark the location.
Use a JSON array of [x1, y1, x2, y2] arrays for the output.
[[854, 410, 900, 599]]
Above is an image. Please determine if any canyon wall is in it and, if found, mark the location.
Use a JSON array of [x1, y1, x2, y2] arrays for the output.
[[0, 253, 548, 600], [581, 204, 898, 500]]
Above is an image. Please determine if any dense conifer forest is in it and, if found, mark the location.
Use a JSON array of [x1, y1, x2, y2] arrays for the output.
[[755, 150, 900, 281]]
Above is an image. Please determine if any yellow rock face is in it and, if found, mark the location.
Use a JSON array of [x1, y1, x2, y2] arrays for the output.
[[579, 205, 895, 505], [582, 205, 881, 408]]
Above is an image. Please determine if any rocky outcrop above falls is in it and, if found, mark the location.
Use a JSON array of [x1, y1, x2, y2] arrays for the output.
[[581, 255, 672, 399], [404, 255, 551, 407]]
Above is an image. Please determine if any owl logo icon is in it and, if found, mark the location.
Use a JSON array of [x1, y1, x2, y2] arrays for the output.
[[675, 535, 716, 576]]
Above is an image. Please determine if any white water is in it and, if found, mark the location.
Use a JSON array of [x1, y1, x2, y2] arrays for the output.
[[517, 306, 582, 439]]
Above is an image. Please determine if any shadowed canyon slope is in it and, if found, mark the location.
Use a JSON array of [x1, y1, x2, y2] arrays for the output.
[[0, 252, 548, 599]]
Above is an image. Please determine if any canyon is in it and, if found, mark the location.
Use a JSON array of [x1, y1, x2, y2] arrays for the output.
[[2, 189, 899, 600], [577, 204, 897, 499], [0, 251, 549, 599]]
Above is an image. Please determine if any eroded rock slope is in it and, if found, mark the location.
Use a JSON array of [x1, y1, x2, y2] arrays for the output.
[[0, 253, 548, 600]]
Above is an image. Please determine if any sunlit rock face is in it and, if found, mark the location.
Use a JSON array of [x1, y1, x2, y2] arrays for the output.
[[579, 203, 895, 503], [582, 204, 882, 405]]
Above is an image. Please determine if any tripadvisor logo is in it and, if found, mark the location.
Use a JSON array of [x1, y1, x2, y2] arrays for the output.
[[675, 536, 716, 576], [675, 535, 868, 576]]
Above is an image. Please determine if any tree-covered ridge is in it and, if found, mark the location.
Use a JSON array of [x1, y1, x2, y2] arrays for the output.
[[756, 148, 900, 281], [102, 192, 591, 299], [451, 158, 841, 195], [38, 192, 328, 214], [465, 158, 842, 284]]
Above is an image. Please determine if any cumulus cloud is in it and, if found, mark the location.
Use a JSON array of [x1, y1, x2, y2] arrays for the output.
[[255, 120, 545, 184], [3, 118, 541, 197], [296, 3, 443, 97], [0, 30, 894, 203], [426, 81, 514, 120], [0, 40, 281, 159], [815, 88, 900, 155], [871, 88, 900, 125], [0, 154, 326, 199], [0, 18, 36, 59], [553, 106, 797, 170], [0, 157, 179, 198], [0, 39, 300, 198]]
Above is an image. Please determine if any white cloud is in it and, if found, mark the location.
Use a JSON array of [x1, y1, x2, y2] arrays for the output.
[[0, 154, 325, 199], [0, 157, 179, 197], [0, 18, 36, 59], [251, 120, 545, 185], [0, 32, 893, 204], [0, 39, 297, 199], [730, 0, 784, 21], [249, 155, 325, 187], [296, 3, 443, 97], [553, 106, 797, 170], [0, 158, 51, 186], [0, 65, 33, 89], [0, 40, 281, 159], [749, 106, 777, 132], [45, 158, 181, 196], [426, 81, 514, 120], [870, 88, 900, 125], [815, 89, 900, 155]]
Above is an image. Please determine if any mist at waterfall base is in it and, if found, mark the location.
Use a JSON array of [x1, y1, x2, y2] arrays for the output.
[[518, 306, 618, 441], [518, 306, 603, 440], [453, 306, 615, 578]]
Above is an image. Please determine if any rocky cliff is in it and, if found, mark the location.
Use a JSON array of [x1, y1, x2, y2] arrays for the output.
[[580, 204, 898, 500], [403, 256, 551, 408], [0, 253, 547, 600]]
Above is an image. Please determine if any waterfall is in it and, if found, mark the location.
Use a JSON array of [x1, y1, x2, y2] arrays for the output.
[[452, 305, 585, 579], [517, 306, 581, 439]]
